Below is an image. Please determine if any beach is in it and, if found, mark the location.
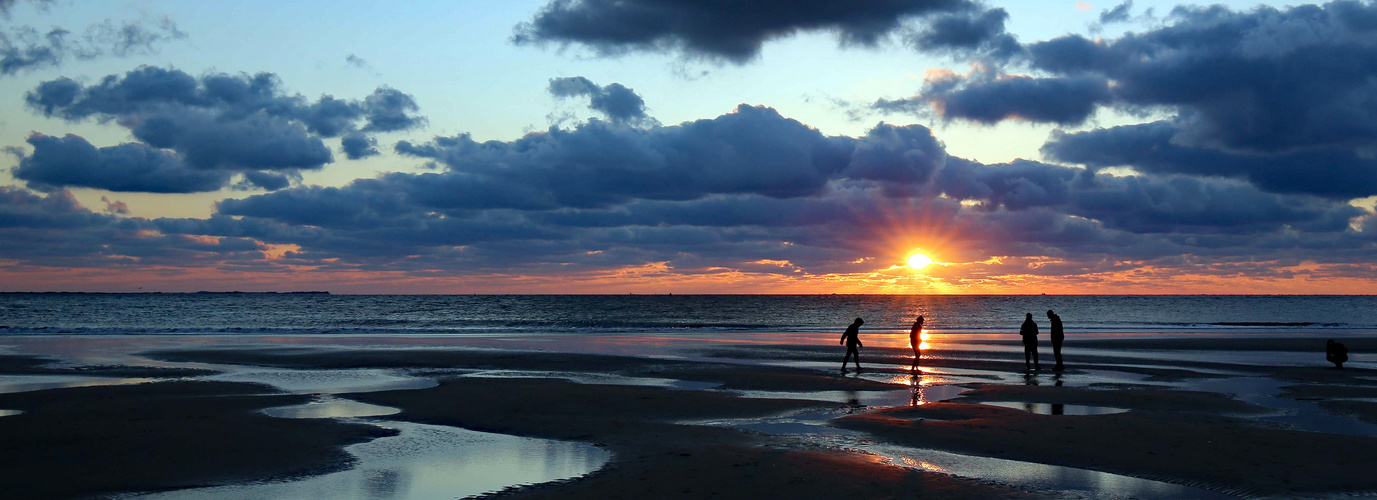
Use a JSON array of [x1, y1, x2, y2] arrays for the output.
[[0, 330, 1374, 499]]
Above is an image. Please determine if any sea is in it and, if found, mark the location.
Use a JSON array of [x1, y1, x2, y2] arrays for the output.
[[1, 293, 1375, 336]]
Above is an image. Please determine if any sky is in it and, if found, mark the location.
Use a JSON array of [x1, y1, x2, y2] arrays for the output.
[[0, 0, 1375, 294]]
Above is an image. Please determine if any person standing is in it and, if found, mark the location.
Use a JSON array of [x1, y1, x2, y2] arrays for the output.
[[909, 315, 925, 368], [1020, 313, 1041, 371], [840, 317, 864, 372], [1047, 310, 1064, 371]]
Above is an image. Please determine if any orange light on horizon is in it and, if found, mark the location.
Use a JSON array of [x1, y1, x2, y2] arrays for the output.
[[907, 253, 933, 270]]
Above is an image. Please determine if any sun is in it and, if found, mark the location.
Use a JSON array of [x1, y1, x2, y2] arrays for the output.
[[907, 253, 933, 270]]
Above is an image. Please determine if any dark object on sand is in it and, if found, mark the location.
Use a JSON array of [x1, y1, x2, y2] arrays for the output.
[[1020, 313, 1041, 371], [1047, 310, 1064, 371], [909, 315, 924, 368], [840, 317, 864, 372], [1327, 339, 1349, 369]]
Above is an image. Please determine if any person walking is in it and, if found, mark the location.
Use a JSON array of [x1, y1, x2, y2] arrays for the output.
[[1047, 310, 1064, 371], [909, 315, 925, 368], [840, 317, 864, 372], [1020, 313, 1041, 371]]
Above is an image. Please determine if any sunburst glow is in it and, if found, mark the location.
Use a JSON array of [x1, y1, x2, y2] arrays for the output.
[[907, 253, 933, 270]]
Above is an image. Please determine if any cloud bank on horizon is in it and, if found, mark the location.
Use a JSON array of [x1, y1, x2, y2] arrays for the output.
[[0, 0, 1374, 293]]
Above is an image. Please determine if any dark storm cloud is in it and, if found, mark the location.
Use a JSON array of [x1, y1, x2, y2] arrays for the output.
[[12, 133, 230, 193], [1041, 121, 1377, 200], [19, 66, 426, 192], [0, 4, 184, 77], [513, 0, 979, 63], [548, 76, 653, 125]]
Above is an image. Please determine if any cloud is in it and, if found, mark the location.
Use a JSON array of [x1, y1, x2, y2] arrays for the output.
[[345, 53, 370, 69], [0, 4, 185, 77], [396, 104, 852, 207], [1, 104, 1372, 288], [1098, 1, 1134, 24], [20, 66, 427, 192], [513, 0, 982, 63], [548, 76, 654, 125], [1041, 121, 1377, 200], [907, 7, 1022, 59], [868, 2, 1377, 200], [1024, 1, 1377, 153], [12, 133, 230, 193], [892, 73, 1111, 125], [193, 105, 1371, 277], [341, 132, 380, 160]]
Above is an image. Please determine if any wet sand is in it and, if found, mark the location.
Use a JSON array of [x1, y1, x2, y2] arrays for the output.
[[0, 380, 392, 500], [0, 333, 1374, 498]]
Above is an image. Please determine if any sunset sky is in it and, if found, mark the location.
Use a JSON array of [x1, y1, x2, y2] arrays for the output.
[[1, 0, 1375, 293]]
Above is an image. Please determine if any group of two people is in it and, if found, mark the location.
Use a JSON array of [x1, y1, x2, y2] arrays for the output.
[[839, 310, 1068, 373]]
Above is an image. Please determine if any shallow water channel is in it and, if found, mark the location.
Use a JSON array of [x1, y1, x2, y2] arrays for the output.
[[128, 418, 612, 500]]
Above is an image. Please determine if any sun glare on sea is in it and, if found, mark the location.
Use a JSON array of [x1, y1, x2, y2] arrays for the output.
[[907, 253, 933, 270]]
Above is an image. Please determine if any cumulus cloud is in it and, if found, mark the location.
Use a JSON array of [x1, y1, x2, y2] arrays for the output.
[[1041, 121, 1377, 200], [513, 0, 993, 63], [548, 76, 655, 126], [1, 96, 1372, 286], [178, 105, 1370, 278], [19, 66, 426, 192], [12, 133, 230, 193], [907, 7, 1022, 60], [873, 1, 1377, 200], [395, 104, 852, 207]]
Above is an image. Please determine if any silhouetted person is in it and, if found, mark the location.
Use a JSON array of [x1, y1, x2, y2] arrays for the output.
[[1020, 313, 1041, 370], [840, 317, 864, 372], [909, 315, 925, 368], [1327, 339, 1349, 369], [1047, 309, 1064, 371]]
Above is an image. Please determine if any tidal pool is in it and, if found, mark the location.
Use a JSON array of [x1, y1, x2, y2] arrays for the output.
[[262, 396, 401, 419], [0, 374, 154, 394], [201, 368, 437, 394], [980, 401, 1129, 415], [128, 421, 612, 500]]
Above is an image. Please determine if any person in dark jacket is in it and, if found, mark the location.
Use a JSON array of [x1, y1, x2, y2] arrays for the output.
[[1020, 313, 1040, 371], [840, 317, 864, 372], [1327, 339, 1349, 369], [1047, 310, 1064, 371]]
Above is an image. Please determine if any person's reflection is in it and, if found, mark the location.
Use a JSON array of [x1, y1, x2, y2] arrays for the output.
[[843, 391, 862, 411], [1023, 372, 1039, 386], [1053, 372, 1064, 387], [909, 371, 922, 406], [1051, 403, 1065, 415]]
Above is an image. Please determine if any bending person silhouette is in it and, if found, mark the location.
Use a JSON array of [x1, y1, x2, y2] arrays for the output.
[[909, 315, 925, 368], [1327, 339, 1349, 369], [840, 317, 864, 372], [1020, 313, 1041, 371], [1047, 310, 1064, 371]]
